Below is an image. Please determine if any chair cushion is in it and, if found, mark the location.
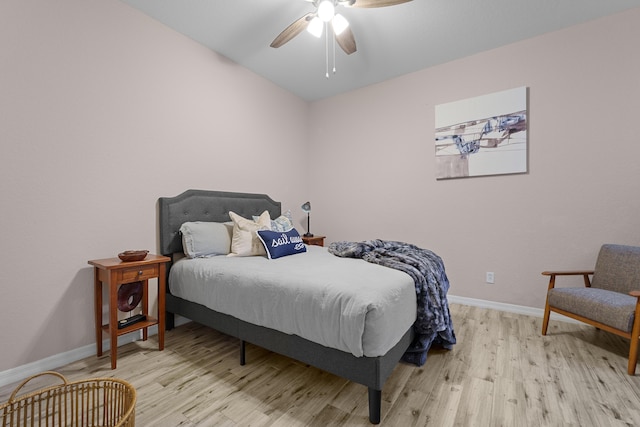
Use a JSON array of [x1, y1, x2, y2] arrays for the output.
[[548, 287, 636, 332], [591, 244, 640, 294]]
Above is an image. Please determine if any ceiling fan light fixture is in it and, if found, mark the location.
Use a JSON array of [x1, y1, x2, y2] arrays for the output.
[[317, 0, 335, 22], [332, 13, 349, 35], [306, 16, 323, 37], [272, 0, 412, 63]]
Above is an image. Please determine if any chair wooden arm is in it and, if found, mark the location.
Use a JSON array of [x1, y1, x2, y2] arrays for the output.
[[630, 290, 640, 298], [541, 270, 595, 276], [542, 270, 595, 289]]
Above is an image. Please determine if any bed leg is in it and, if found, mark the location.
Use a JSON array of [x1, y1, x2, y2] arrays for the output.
[[166, 312, 175, 330], [368, 388, 381, 424], [240, 340, 246, 366]]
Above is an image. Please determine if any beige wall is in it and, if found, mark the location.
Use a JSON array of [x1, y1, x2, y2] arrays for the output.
[[308, 8, 640, 310], [1, 0, 639, 375], [0, 0, 308, 372]]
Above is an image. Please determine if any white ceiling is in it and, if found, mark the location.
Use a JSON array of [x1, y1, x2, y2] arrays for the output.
[[120, 0, 640, 101]]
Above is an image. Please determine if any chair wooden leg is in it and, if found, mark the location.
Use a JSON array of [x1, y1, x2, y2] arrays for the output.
[[628, 346, 638, 376], [627, 300, 640, 375], [542, 301, 551, 335], [541, 275, 556, 336]]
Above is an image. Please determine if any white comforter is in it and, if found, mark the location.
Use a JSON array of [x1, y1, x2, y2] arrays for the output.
[[169, 245, 417, 357]]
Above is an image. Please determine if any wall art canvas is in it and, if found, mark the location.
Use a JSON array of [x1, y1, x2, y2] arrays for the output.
[[435, 86, 528, 180]]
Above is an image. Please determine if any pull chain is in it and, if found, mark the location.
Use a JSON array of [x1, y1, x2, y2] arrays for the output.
[[325, 22, 329, 79], [332, 26, 336, 74]]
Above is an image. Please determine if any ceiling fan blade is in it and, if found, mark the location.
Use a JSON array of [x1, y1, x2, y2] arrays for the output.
[[270, 13, 314, 48], [335, 27, 357, 55], [348, 0, 412, 8]]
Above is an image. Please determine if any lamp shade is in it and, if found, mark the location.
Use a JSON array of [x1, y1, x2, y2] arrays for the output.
[[301, 201, 311, 213], [306, 16, 323, 38], [332, 14, 349, 36]]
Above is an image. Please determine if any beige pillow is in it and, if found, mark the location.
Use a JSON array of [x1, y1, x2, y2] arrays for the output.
[[228, 210, 271, 256]]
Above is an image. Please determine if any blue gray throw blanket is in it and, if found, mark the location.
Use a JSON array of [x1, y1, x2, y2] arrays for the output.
[[328, 240, 456, 366]]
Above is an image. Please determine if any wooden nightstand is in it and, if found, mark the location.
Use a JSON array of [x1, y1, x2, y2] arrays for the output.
[[88, 254, 171, 369], [302, 235, 326, 247]]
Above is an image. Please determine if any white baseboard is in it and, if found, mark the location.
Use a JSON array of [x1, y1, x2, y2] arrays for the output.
[[447, 294, 581, 324], [0, 316, 190, 388], [0, 298, 577, 389]]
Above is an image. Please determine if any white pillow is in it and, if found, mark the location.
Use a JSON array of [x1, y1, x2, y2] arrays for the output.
[[228, 210, 271, 256], [180, 222, 233, 258]]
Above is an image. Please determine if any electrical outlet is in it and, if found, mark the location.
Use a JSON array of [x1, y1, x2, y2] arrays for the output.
[[486, 272, 495, 284]]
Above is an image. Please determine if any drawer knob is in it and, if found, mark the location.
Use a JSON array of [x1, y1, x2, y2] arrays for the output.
[[138, 270, 143, 275]]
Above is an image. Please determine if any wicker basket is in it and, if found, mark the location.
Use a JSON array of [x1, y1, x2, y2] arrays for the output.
[[1, 371, 136, 427]]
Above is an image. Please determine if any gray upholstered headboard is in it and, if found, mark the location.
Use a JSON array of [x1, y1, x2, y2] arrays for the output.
[[158, 189, 281, 256]]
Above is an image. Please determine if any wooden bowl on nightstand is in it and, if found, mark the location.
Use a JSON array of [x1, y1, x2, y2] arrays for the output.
[[118, 250, 148, 262]]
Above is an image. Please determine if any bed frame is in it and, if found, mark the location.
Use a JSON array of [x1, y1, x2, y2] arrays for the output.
[[158, 189, 413, 424]]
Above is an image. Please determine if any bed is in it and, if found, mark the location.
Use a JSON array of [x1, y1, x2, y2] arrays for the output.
[[158, 189, 416, 424]]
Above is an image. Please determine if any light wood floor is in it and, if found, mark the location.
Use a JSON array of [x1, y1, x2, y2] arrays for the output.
[[3, 303, 640, 426]]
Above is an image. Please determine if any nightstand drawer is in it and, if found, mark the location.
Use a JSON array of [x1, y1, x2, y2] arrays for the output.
[[121, 264, 158, 282]]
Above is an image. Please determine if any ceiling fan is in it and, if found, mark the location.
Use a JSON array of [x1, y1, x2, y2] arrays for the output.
[[270, 0, 413, 55]]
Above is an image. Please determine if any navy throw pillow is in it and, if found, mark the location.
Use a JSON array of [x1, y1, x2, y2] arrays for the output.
[[256, 228, 307, 259]]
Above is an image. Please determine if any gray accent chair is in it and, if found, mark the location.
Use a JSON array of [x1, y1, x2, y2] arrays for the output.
[[542, 244, 640, 375]]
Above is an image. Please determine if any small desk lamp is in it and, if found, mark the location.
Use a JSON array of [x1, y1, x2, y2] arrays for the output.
[[301, 201, 313, 237]]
